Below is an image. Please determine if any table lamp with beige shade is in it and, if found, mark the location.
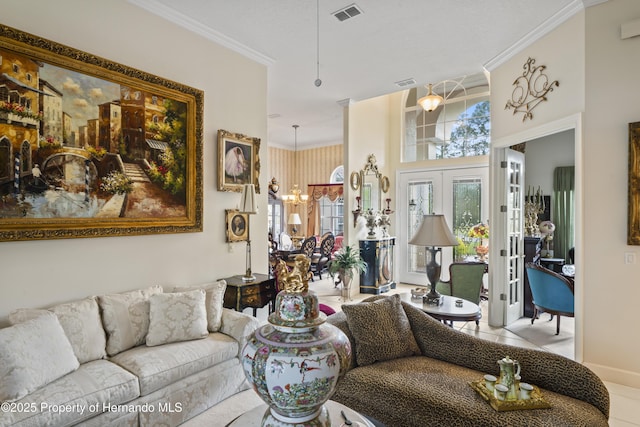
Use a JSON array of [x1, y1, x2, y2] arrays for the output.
[[288, 213, 302, 235], [239, 184, 257, 282], [409, 214, 459, 304]]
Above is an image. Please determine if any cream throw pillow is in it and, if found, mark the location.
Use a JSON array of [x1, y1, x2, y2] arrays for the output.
[[0, 312, 79, 402], [342, 294, 421, 366], [146, 289, 208, 346], [173, 280, 227, 332], [9, 297, 107, 364], [98, 285, 163, 356]]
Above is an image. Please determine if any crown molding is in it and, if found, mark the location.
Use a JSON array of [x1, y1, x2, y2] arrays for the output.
[[336, 98, 354, 107], [483, 0, 608, 72], [128, 0, 275, 67]]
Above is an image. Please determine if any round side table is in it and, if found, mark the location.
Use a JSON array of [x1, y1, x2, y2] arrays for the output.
[[225, 400, 374, 427], [402, 293, 482, 324]]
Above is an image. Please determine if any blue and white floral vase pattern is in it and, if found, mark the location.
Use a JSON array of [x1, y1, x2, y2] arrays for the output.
[[242, 258, 351, 424]]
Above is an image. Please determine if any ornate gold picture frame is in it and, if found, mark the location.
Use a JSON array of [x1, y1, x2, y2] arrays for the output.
[[628, 122, 640, 245], [217, 129, 260, 193], [225, 209, 249, 242], [0, 24, 203, 242]]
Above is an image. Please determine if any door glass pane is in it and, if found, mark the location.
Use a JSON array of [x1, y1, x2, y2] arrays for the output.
[[508, 160, 523, 305], [407, 181, 433, 274], [452, 178, 482, 260], [268, 200, 282, 237]]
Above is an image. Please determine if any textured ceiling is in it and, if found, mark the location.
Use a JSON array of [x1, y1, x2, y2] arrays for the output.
[[133, 0, 583, 148]]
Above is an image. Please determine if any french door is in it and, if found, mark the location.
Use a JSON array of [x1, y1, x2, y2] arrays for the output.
[[504, 149, 526, 324], [397, 166, 489, 285], [490, 148, 526, 326]]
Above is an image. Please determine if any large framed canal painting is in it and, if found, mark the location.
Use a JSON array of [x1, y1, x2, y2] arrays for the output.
[[0, 24, 203, 242], [629, 122, 640, 245]]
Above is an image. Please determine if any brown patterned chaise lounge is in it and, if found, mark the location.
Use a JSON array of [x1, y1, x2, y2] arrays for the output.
[[327, 295, 609, 427]]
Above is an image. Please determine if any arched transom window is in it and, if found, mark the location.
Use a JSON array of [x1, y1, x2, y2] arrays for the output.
[[403, 78, 490, 162]]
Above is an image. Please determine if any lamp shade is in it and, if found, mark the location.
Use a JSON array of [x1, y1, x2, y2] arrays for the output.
[[288, 213, 302, 225], [239, 184, 257, 214], [409, 214, 458, 247]]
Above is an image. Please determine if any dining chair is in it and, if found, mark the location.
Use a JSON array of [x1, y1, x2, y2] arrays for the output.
[[310, 233, 335, 280], [435, 262, 487, 325], [525, 262, 575, 335], [298, 236, 317, 259], [280, 232, 292, 251], [286, 236, 316, 268]]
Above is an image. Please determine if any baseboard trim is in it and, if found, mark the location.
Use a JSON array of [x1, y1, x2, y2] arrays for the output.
[[585, 362, 640, 389]]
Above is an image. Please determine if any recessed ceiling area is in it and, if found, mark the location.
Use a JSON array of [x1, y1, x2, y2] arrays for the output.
[[132, 0, 585, 148]]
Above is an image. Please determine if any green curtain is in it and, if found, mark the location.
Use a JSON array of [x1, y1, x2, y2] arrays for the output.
[[553, 166, 575, 263]]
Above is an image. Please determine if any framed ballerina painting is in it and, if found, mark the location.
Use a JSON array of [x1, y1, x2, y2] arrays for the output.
[[217, 129, 261, 193]]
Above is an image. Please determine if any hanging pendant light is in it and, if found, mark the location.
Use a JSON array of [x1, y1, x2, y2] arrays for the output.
[[282, 125, 309, 206], [418, 83, 444, 112], [314, 0, 322, 87]]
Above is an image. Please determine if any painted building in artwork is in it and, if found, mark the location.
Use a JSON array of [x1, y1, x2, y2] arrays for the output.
[[0, 48, 42, 186], [78, 125, 87, 148], [62, 111, 73, 146], [120, 86, 145, 160], [39, 79, 63, 145], [98, 100, 122, 154], [86, 118, 99, 149]]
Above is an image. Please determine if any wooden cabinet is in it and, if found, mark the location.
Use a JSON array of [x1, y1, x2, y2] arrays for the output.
[[359, 237, 396, 294], [222, 273, 276, 317], [523, 236, 542, 318]]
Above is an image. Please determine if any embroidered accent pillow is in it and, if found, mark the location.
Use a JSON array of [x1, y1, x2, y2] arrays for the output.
[[173, 280, 227, 332], [98, 285, 163, 356], [342, 294, 420, 366], [146, 289, 208, 346], [0, 312, 79, 402], [9, 297, 106, 364]]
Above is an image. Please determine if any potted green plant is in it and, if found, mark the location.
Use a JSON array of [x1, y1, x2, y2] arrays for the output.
[[328, 245, 367, 301]]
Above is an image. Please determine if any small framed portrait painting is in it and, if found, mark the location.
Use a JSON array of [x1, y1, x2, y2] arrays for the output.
[[218, 129, 261, 193], [226, 209, 249, 242]]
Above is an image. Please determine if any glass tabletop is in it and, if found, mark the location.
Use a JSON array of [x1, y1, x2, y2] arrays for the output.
[[402, 293, 481, 318], [225, 400, 375, 427]]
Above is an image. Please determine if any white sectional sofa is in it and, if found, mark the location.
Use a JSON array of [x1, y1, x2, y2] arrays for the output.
[[0, 281, 260, 427]]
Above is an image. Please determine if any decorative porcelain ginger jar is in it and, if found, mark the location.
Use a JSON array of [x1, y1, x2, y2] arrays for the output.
[[241, 257, 352, 424]]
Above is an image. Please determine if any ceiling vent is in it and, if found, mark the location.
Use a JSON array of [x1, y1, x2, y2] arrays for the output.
[[395, 78, 416, 88], [332, 4, 363, 22]]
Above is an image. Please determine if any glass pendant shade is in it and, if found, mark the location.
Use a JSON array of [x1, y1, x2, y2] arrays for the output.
[[418, 83, 444, 112]]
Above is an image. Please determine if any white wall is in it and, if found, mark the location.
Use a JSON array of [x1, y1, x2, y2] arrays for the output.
[[525, 129, 575, 205], [0, 0, 268, 324], [345, 94, 393, 241], [339, 1, 640, 389], [582, 0, 640, 387], [491, 2, 640, 387], [491, 13, 585, 140]]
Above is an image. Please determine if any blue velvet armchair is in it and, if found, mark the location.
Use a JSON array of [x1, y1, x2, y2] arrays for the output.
[[525, 262, 575, 335]]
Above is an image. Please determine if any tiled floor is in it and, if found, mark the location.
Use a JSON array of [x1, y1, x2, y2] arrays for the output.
[[205, 276, 639, 426]]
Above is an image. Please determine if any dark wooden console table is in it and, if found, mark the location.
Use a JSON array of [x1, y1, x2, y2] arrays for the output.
[[221, 273, 276, 317]]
